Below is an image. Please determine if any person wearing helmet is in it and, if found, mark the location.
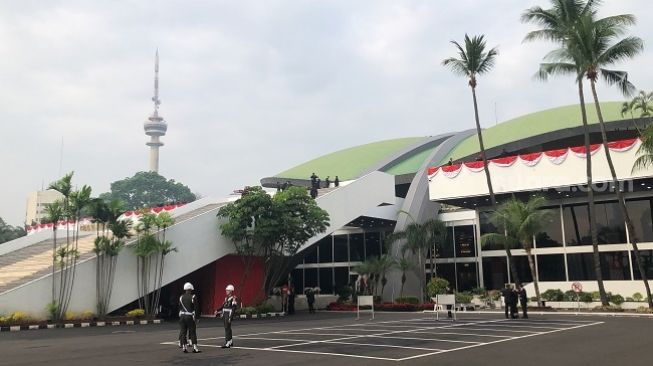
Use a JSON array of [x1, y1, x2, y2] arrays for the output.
[[215, 284, 237, 348], [178, 282, 201, 353]]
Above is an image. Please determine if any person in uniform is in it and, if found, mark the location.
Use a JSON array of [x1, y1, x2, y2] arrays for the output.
[[501, 284, 513, 319], [215, 284, 237, 348], [305, 287, 316, 314], [518, 285, 528, 318], [178, 282, 201, 353], [288, 284, 295, 315]]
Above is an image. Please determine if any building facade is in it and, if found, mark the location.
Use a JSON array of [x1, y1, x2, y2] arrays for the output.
[[24, 189, 64, 225]]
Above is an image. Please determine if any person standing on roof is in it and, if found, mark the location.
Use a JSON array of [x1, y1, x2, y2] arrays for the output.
[[215, 284, 238, 348], [178, 282, 201, 353]]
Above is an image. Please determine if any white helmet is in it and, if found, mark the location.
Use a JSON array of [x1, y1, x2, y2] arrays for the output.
[[226, 284, 235, 292], [184, 282, 194, 291]]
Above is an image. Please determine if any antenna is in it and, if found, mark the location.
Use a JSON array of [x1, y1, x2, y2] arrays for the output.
[[152, 49, 161, 114]]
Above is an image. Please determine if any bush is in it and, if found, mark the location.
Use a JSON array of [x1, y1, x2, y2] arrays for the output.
[[80, 311, 95, 320], [470, 287, 488, 296], [10, 311, 29, 323], [563, 290, 578, 301], [591, 291, 601, 302], [426, 277, 450, 297], [395, 296, 419, 305], [455, 292, 473, 304], [237, 306, 257, 316], [256, 304, 274, 314], [64, 312, 77, 321], [593, 305, 623, 312], [46, 302, 60, 321], [336, 286, 353, 303], [636, 306, 653, 314], [375, 303, 417, 312], [541, 289, 564, 302], [626, 297, 635, 302], [126, 309, 145, 318], [609, 294, 625, 305], [579, 292, 593, 303], [632, 292, 644, 302]]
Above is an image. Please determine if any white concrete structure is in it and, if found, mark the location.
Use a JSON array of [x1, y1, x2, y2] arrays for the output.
[[25, 189, 64, 225], [143, 50, 167, 173]]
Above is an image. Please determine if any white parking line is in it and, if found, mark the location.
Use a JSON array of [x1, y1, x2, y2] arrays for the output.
[[366, 335, 482, 344]]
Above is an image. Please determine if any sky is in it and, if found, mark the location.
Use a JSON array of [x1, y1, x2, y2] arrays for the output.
[[1, 0, 652, 226]]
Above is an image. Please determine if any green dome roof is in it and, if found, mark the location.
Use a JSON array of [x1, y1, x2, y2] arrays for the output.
[[274, 137, 428, 180], [440, 101, 625, 164]]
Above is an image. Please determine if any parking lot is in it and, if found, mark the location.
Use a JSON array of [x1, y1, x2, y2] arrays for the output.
[[2, 312, 652, 366]]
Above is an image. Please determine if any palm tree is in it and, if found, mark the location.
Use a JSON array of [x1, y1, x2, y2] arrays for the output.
[[565, 13, 652, 308], [386, 218, 447, 302], [395, 256, 413, 299], [482, 196, 550, 306], [622, 90, 653, 136], [375, 254, 396, 298], [44, 200, 64, 306], [442, 34, 499, 207], [522, 0, 609, 306]]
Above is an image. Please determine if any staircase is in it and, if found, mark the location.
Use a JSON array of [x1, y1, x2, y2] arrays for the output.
[[0, 234, 94, 294]]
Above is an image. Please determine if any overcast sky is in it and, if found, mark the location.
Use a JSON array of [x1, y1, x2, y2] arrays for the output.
[[1, 0, 651, 226]]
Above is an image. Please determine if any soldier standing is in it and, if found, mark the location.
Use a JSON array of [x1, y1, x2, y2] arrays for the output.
[[518, 285, 528, 319], [215, 284, 238, 348], [178, 282, 201, 353]]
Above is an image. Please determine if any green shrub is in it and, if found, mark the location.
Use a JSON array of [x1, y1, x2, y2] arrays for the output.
[[395, 296, 419, 305], [336, 286, 353, 303], [46, 302, 60, 321], [636, 306, 653, 314], [426, 277, 450, 297], [470, 287, 488, 296], [237, 306, 257, 316], [593, 305, 623, 312], [591, 291, 601, 302], [609, 294, 625, 305], [126, 309, 145, 318], [541, 289, 564, 301], [10, 311, 29, 322], [256, 304, 274, 314], [563, 290, 578, 301], [579, 292, 593, 303], [632, 292, 644, 302], [455, 292, 473, 304]]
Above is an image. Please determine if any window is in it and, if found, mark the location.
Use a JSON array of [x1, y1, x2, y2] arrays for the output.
[[563, 204, 591, 246], [304, 268, 318, 288], [291, 269, 304, 291], [436, 263, 456, 291], [601, 251, 631, 280], [632, 250, 653, 280], [334, 267, 350, 292], [318, 237, 332, 263], [626, 199, 653, 242], [595, 202, 626, 244], [456, 262, 478, 291], [349, 234, 364, 262], [483, 257, 508, 290], [438, 227, 455, 258], [536, 207, 563, 248], [303, 246, 318, 264], [537, 254, 566, 281], [567, 253, 596, 280], [454, 225, 476, 257], [365, 232, 381, 259], [333, 235, 348, 262], [319, 268, 334, 294], [512, 256, 533, 283]]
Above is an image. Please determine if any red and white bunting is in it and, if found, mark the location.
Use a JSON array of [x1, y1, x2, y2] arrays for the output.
[[519, 152, 543, 167], [544, 148, 568, 165], [570, 144, 601, 158], [464, 161, 485, 173], [608, 138, 637, 152], [492, 156, 518, 167], [427, 166, 439, 181], [442, 164, 463, 178]]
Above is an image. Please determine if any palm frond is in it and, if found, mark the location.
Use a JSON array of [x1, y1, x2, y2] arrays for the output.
[[600, 69, 636, 97]]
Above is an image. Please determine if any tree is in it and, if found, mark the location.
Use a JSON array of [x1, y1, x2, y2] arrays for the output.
[[482, 196, 550, 306], [623, 90, 653, 139], [386, 218, 447, 302], [394, 256, 413, 299], [522, 0, 609, 306], [101, 171, 196, 210], [442, 35, 498, 207], [43, 201, 63, 306], [0, 218, 26, 244], [217, 186, 329, 302], [92, 199, 132, 318], [133, 211, 177, 317]]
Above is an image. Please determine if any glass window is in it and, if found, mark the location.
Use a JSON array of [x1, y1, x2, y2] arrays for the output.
[[333, 235, 348, 262], [536, 207, 563, 248], [365, 232, 381, 259], [632, 250, 653, 280], [303, 245, 318, 264], [595, 202, 626, 244], [349, 234, 364, 262], [482, 257, 508, 290], [567, 253, 596, 280], [627, 199, 653, 242], [304, 268, 318, 288], [437, 227, 455, 258], [563, 204, 591, 246], [319, 268, 334, 294], [601, 251, 631, 280], [291, 269, 304, 292], [381, 231, 393, 254], [435, 263, 456, 291], [334, 267, 350, 292], [455, 225, 476, 257], [537, 254, 566, 281], [318, 237, 332, 263], [456, 262, 478, 291], [512, 256, 533, 283], [479, 211, 499, 235]]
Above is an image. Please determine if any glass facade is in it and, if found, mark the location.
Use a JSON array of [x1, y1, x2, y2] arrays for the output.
[[454, 225, 476, 257], [632, 250, 653, 280], [333, 235, 348, 262], [456, 262, 478, 291], [627, 199, 653, 242], [483, 257, 508, 290], [536, 206, 563, 247], [537, 254, 566, 281]]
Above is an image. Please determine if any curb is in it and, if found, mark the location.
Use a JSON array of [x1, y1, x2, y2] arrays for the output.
[[0, 319, 162, 332], [237, 312, 285, 320], [421, 310, 653, 318]]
